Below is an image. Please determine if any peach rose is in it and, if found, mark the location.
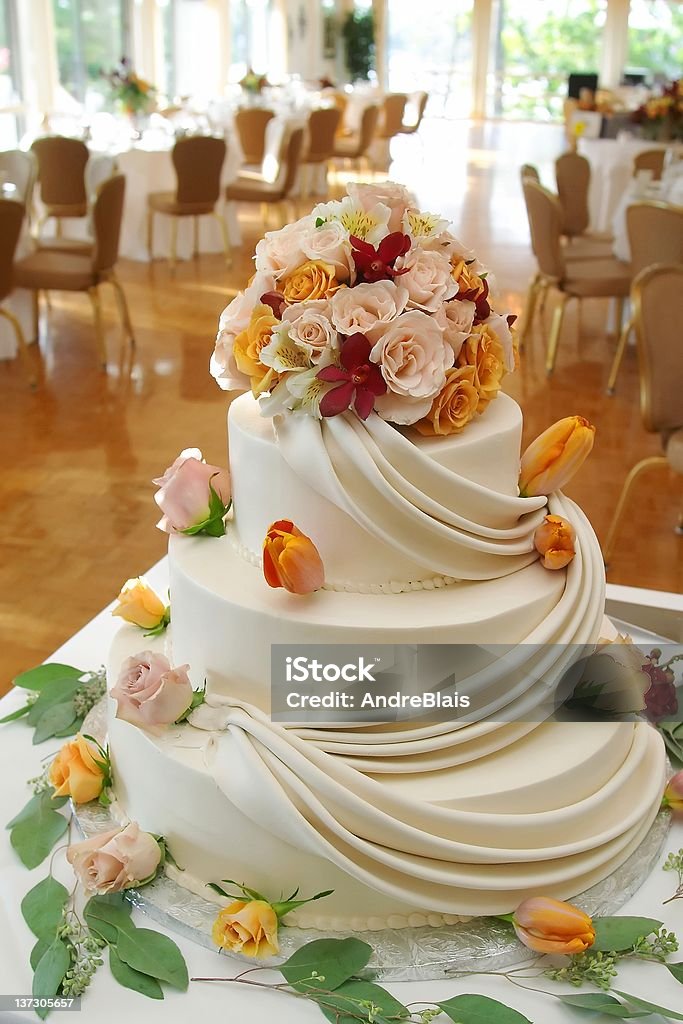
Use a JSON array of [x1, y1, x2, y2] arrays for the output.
[[368, 310, 455, 425], [210, 272, 276, 391], [254, 218, 309, 279], [263, 519, 325, 595], [457, 323, 506, 411], [330, 280, 408, 336], [394, 248, 457, 313], [112, 651, 193, 729], [451, 256, 487, 300], [112, 578, 167, 631], [212, 900, 279, 958], [434, 299, 476, 359], [49, 734, 106, 804], [67, 822, 162, 894], [415, 365, 479, 437], [301, 220, 353, 281], [513, 897, 595, 955], [153, 448, 231, 534], [233, 303, 281, 396], [533, 514, 576, 570], [280, 300, 337, 361], [422, 230, 475, 261], [281, 261, 341, 304], [348, 181, 415, 233]]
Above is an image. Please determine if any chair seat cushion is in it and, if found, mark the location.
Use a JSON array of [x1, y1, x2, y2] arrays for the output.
[[563, 237, 616, 261], [333, 136, 361, 157], [14, 250, 95, 291], [45, 203, 88, 219], [564, 258, 631, 298], [225, 176, 281, 201], [37, 237, 94, 255], [666, 429, 683, 474], [148, 191, 215, 215]]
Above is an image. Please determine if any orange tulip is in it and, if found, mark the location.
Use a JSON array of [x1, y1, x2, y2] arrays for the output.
[[519, 416, 595, 497], [262, 520, 325, 595], [533, 514, 576, 570], [663, 770, 683, 812], [513, 896, 595, 955]]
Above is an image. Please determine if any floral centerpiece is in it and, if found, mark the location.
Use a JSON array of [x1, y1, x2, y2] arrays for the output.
[[210, 181, 517, 436], [103, 56, 156, 118], [631, 80, 683, 141], [239, 67, 268, 96]]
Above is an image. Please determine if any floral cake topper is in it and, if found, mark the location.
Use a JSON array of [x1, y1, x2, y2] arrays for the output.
[[211, 182, 517, 434]]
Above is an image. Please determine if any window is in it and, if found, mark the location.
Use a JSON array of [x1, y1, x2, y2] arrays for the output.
[[159, 0, 176, 99], [0, 0, 21, 147], [53, 0, 131, 111], [230, 0, 249, 80], [487, 0, 606, 120], [388, 0, 473, 116], [626, 1, 683, 84]]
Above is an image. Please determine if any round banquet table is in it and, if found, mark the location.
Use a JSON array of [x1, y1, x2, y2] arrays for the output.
[[611, 172, 683, 262], [0, 559, 681, 1023], [579, 136, 671, 233]]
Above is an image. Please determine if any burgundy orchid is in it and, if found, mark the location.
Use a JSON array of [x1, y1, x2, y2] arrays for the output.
[[317, 333, 386, 419], [350, 231, 411, 283], [260, 291, 286, 318], [642, 651, 679, 722]]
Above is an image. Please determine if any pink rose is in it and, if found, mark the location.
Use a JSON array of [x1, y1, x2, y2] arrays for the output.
[[211, 272, 276, 391], [301, 220, 353, 281], [112, 651, 193, 728], [67, 822, 161, 894], [153, 448, 230, 534], [368, 310, 455, 424], [434, 298, 476, 359], [394, 248, 457, 313], [281, 300, 337, 361], [330, 280, 408, 336], [348, 181, 415, 233], [254, 217, 310, 279]]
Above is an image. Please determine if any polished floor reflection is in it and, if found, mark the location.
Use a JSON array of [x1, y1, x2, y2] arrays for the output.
[[1, 119, 681, 689]]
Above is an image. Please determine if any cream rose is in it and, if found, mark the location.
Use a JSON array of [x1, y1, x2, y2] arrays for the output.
[[434, 299, 476, 359], [484, 312, 515, 372], [112, 651, 193, 729], [67, 822, 162, 894], [330, 280, 408, 336], [301, 220, 353, 281], [254, 218, 309, 279], [280, 300, 337, 361], [394, 248, 457, 313], [368, 309, 455, 424], [348, 181, 415, 233]]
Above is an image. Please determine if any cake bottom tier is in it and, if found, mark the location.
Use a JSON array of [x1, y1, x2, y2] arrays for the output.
[[107, 631, 666, 931]]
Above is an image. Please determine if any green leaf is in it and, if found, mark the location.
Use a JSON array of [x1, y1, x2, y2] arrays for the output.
[[438, 994, 532, 1024], [314, 980, 408, 1024], [115, 928, 189, 990], [21, 876, 69, 939], [14, 663, 83, 691], [53, 715, 84, 739], [32, 701, 78, 745], [557, 993, 650, 1018], [0, 703, 31, 723], [591, 916, 663, 952], [30, 939, 52, 971], [84, 893, 134, 944], [281, 937, 372, 993], [667, 962, 683, 985], [614, 990, 683, 1020], [7, 793, 68, 830], [26, 677, 83, 727], [32, 938, 70, 1020], [109, 946, 164, 1000], [10, 793, 69, 869]]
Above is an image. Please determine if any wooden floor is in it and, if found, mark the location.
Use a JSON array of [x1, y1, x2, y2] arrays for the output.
[[1, 119, 681, 691]]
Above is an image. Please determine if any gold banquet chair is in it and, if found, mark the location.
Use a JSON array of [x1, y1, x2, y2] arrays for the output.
[[518, 180, 630, 374], [0, 199, 36, 386], [333, 103, 380, 176], [633, 148, 666, 182], [14, 175, 134, 368], [147, 135, 230, 268], [225, 127, 304, 231], [30, 136, 89, 236], [377, 93, 408, 142], [300, 107, 342, 198], [398, 91, 428, 136], [555, 151, 614, 259], [607, 201, 683, 394], [235, 108, 275, 166], [603, 264, 683, 565]]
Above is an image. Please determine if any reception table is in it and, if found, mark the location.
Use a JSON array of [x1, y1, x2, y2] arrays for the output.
[[579, 137, 671, 233], [1, 564, 681, 1022]]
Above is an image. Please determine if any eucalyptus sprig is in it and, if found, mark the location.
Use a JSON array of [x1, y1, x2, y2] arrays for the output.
[[664, 848, 683, 905], [0, 663, 106, 744]]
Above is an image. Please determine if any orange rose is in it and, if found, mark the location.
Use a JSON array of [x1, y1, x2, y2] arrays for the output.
[[513, 896, 595, 955], [281, 261, 341, 304], [457, 323, 506, 410], [263, 519, 325, 595], [212, 899, 279, 958], [415, 365, 479, 437], [233, 303, 280, 396], [451, 257, 486, 300], [519, 416, 595, 497], [111, 577, 168, 631], [664, 770, 683, 811], [49, 734, 106, 804], [533, 514, 576, 570]]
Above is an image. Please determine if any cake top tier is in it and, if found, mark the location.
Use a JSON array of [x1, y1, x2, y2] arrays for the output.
[[210, 181, 517, 437]]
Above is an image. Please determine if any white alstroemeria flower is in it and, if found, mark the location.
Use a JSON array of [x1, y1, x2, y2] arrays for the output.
[[402, 209, 450, 243], [259, 328, 313, 374], [285, 360, 338, 419], [312, 195, 391, 245]]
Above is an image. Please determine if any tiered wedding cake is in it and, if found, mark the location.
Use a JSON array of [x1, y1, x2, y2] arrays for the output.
[[107, 183, 665, 931]]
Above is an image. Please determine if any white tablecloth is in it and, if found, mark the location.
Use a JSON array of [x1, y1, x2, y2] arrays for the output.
[[612, 172, 683, 262], [0, 563, 681, 1022], [579, 137, 671, 233]]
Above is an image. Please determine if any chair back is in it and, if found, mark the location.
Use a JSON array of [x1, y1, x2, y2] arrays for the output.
[[235, 108, 275, 165], [409, 90, 428, 128], [92, 174, 125, 273], [357, 104, 380, 155], [633, 263, 683, 434], [555, 150, 590, 236], [31, 136, 89, 206], [522, 180, 565, 280], [0, 198, 24, 302], [172, 135, 226, 205], [279, 128, 305, 198], [520, 163, 540, 184], [633, 148, 666, 181], [305, 108, 342, 162], [627, 201, 683, 276], [0, 150, 37, 207], [380, 94, 407, 138]]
